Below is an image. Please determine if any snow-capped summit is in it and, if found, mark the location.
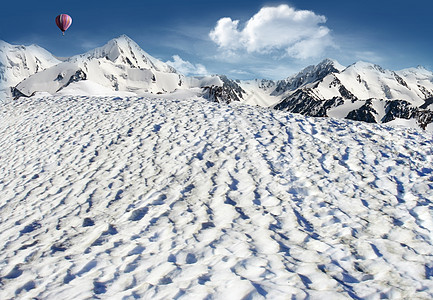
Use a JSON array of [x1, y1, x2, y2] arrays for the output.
[[70, 35, 177, 74], [272, 58, 345, 95], [12, 35, 186, 97], [0, 40, 59, 93]]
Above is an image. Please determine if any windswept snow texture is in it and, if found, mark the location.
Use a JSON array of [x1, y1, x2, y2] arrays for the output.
[[1, 96, 433, 299]]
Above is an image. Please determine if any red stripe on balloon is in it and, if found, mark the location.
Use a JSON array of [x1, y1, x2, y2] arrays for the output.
[[55, 14, 72, 32]]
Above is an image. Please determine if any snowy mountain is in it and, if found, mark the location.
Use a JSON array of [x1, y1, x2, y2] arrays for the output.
[[270, 59, 433, 129], [0, 41, 60, 98], [2, 36, 433, 130], [1, 95, 432, 299], [201, 59, 433, 130], [272, 58, 345, 95], [12, 35, 188, 97]]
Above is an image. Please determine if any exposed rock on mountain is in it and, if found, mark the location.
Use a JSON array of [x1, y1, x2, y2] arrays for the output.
[[272, 59, 344, 95], [271, 59, 433, 130], [202, 75, 246, 104]]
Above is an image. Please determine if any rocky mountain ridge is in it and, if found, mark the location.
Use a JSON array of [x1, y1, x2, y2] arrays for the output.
[[271, 60, 433, 129]]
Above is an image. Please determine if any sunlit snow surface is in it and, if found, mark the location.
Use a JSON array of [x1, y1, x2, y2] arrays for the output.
[[1, 96, 433, 299]]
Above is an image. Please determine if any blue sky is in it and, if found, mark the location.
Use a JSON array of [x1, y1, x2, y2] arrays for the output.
[[1, 0, 432, 79]]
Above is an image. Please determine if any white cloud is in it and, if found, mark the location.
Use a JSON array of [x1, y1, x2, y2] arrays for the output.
[[229, 69, 253, 76], [166, 55, 208, 76], [209, 18, 242, 50], [354, 51, 383, 63], [209, 4, 334, 59]]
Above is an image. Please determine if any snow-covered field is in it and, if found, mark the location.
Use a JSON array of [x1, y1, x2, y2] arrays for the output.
[[1, 96, 433, 299]]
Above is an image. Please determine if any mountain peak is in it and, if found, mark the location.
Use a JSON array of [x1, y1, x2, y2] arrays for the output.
[[272, 58, 344, 94], [345, 61, 392, 75], [317, 58, 345, 72], [113, 34, 134, 42], [100, 34, 138, 53], [107, 34, 137, 48], [69, 34, 177, 73], [296, 58, 345, 78]]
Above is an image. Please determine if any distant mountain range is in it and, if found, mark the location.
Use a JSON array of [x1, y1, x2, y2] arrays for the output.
[[1, 35, 432, 130]]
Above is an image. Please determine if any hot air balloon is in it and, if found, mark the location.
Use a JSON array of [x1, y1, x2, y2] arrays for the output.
[[55, 14, 72, 35]]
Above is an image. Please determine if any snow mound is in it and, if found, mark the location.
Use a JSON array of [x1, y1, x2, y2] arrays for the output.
[[1, 96, 433, 299]]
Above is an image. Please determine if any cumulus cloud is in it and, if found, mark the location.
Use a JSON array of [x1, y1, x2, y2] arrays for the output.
[[209, 4, 334, 59], [166, 55, 208, 76]]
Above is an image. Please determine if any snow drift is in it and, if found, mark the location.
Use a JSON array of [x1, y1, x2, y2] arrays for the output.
[[0, 95, 433, 299]]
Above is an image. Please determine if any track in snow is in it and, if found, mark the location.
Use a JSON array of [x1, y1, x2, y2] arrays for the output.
[[0, 96, 433, 299]]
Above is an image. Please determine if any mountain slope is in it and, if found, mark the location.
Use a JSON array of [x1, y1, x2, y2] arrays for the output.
[[0, 41, 60, 98], [1, 95, 432, 299]]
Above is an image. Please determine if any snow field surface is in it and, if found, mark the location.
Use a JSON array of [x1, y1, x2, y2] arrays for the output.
[[0, 96, 433, 299]]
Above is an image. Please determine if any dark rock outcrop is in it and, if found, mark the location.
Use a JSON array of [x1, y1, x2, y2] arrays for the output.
[[203, 75, 245, 104]]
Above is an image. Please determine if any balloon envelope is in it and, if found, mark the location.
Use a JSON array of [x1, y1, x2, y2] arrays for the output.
[[55, 14, 72, 34]]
